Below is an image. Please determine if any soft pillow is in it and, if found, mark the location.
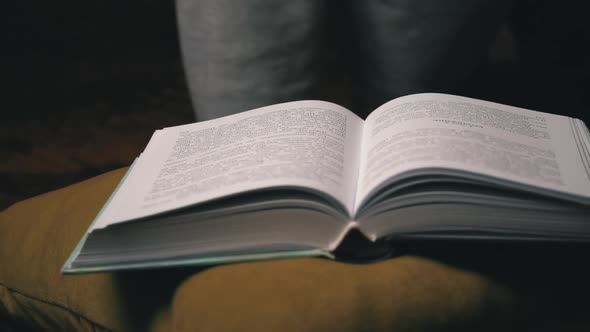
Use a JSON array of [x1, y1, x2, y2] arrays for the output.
[[0, 168, 587, 331]]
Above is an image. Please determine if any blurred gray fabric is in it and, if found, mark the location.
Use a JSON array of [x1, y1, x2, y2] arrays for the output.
[[177, 0, 512, 120], [177, 0, 323, 120], [346, 0, 512, 113]]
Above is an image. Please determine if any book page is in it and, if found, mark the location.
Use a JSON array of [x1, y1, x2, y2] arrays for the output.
[[355, 93, 590, 211], [94, 100, 364, 229]]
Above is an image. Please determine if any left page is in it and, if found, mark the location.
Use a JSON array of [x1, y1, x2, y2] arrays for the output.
[[93, 100, 364, 229]]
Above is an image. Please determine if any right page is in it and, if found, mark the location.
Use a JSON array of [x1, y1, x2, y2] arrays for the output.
[[354, 93, 590, 213]]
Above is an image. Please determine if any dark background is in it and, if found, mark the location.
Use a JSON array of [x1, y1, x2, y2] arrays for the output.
[[2, 0, 590, 208], [2, 1, 195, 209]]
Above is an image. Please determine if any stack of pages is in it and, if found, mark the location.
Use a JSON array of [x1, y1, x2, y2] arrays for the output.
[[63, 93, 590, 273]]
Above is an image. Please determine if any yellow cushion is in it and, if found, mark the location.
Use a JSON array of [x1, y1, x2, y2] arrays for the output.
[[0, 168, 582, 331]]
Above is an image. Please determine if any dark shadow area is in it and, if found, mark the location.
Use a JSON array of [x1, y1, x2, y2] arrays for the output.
[[111, 265, 211, 331], [0, 315, 35, 332], [2, 1, 194, 209], [396, 241, 590, 331]]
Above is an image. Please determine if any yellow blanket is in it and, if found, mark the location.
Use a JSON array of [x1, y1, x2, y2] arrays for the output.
[[1, 168, 587, 331]]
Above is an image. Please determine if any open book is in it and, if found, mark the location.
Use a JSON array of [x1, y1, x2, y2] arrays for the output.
[[63, 93, 590, 273]]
